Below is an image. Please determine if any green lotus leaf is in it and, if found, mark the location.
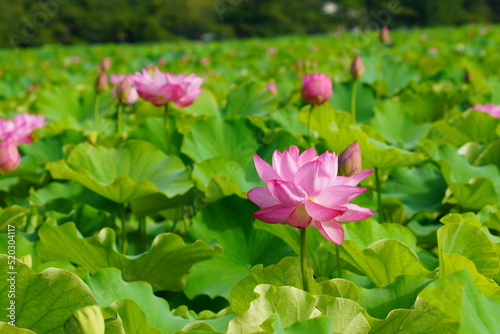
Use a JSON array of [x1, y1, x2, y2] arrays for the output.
[[298, 104, 353, 137], [371, 100, 432, 149], [382, 165, 447, 216], [36, 220, 222, 291], [184, 89, 220, 117], [84, 268, 234, 334], [19, 129, 84, 166], [429, 111, 500, 146], [336, 218, 438, 271], [475, 139, 500, 169], [358, 275, 432, 319], [370, 298, 459, 333], [437, 222, 499, 278], [435, 145, 500, 209], [223, 81, 276, 117], [0, 205, 28, 231], [185, 196, 293, 300], [262, 315, 336, 334], [329, 81, 376, 123], [46, 140, 193, 204], [316, 295, 371, 334], [192, 157, 261, 202], [227, 285, 321, 334], [0, 255, 96, 334], [379, 60, 420, 95], [317, 128, 426, 169], [420, 270, 500, 333], [440, 253, 500, 297], [181, 116, 260, 166], [0, 323, 36, 333], [107, 299, 161, 334]]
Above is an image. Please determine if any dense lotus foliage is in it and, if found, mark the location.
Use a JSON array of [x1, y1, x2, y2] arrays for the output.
[[1, 24, 500, 333]]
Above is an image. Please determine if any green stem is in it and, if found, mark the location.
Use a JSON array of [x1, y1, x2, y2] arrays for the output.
[[300, 228, 309, 292], [351, 80, 358, 123], [137, 216, 146, 254], [94, 93, 101, 130], [117, 104, 124, 135], [336, 243, 342, 278], [120, 210, 128, 254], [164, 103, 172, 155], [307, 104, 314, 139], [375, 167, 384, 223]]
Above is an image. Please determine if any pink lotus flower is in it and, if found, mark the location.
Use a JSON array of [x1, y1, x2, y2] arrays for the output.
[[0, 139, 20, 173], [301, 73, 333, 106], [111, 75, 138, 105], [248, 145, 373, 244], [0, 113, 45, 145], [132, 68, 204, 107], [266, 82, 278, 96], [471, 104, 500, 118]]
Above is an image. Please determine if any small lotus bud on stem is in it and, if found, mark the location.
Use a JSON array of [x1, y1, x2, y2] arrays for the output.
[[99, 57, 111, 72], [350, 55, 365, 80], [301, 73, 333, 106], [95, 72, 108, 94], [380, 26, 392, 45]]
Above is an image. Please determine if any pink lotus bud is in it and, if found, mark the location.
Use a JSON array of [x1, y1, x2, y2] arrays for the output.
[[350, 55, 365, 80], [380, 26, 392, 45], [266, 82, 278, 96], [95, 72, 108, 94], [301, 73, 333, 106], [181, 54, 190, 63], [0, 140, 20, 173], [200, 57, 210, 66], [267, 48, 278, 56], [99, 57, 112, 72], [113, 76, 138, 105], [338, 141, 362, 177]]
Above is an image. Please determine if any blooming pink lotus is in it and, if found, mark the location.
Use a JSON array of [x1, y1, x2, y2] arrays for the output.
[[248, 145, 373, 244], [132, 68, 204, 107], [0, 113, 45, 145], [301, 73, 333, 106], [111, 75, 138, 105], [0, 139, 20, 173], [471, 104, 500, 118]]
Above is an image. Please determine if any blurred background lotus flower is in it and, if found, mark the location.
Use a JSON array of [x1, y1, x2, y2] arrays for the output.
[[380, 26, 392, 45], [350, 55, 365, 80], [248, 145, 373, 244], [95, 72, 108, 93], [338, 141, 362, 177], [0, 139, 20, 173], [111, 75, 138, 105], [471, 103, 500, 118], [99, 57, 112, 72], [301, 72, 333, 106], [0, 113, 46, 144], [266, 81, 278, 96], [132, 68, 204, 107]]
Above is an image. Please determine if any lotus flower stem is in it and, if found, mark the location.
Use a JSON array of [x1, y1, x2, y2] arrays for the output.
[[375, 167, 384, 223], [137, 216, 146, 254], [164, 103, 172, 155], [117, 104, 124, 135], [307, 104, 314, 139], [336, 244, 342, 278], [300, 228, 309, 292], [120, 210, 128, 254], [351, 81, 358, 123], [94, 93, 101, 130]]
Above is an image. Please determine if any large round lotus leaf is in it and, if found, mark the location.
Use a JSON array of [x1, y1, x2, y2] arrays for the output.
[[46, 140, 193, 204]]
